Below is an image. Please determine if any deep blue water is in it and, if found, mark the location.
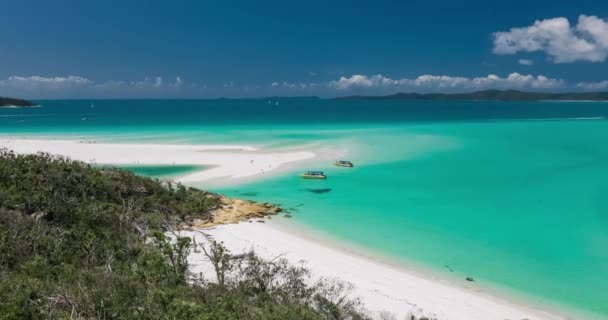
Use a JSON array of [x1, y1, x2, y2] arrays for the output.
[[2, 99, 608, 130]]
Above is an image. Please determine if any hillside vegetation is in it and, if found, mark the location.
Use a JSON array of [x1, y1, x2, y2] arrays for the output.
[[338, 89, 608, 101], [0, 97, 37, 107], [0, 150, 370, 319]]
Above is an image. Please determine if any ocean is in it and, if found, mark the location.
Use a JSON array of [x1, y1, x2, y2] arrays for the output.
[[2, 99, 608, 318]]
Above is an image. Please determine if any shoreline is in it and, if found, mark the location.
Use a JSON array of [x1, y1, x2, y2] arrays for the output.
[[0, 137, 317, 186], [267, 218, 594, 320], [183, 218, 570, 320], [0, 136, 597, 319]]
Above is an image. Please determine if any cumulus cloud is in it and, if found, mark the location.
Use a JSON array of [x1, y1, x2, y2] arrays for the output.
[[493, 15, 608, 63], [576, 80, 608, 90], [329, 74, 403, 89], [518, 59, 534, 66], [328, 73, 564, 91]]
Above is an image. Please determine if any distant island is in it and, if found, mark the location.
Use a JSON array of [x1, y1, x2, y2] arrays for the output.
[[0, 96, 38, 108], [337, 90, 608, 101]]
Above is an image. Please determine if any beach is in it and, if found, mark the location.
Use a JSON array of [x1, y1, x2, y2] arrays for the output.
[[0, 138, 317, 185], [181, 220, 565, 320], [0, 136, 573, 320]]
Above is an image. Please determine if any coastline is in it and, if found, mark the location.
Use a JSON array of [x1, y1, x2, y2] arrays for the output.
[[268, 218, 595, 320], [0, 138, 316, 186], [183, 218, 569, 320], [0, 137, 598, 319]]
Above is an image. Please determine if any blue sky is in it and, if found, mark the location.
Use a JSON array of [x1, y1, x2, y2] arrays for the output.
[[1, 0, 608, 98]]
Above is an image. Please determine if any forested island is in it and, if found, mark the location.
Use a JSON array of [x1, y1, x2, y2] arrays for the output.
[[338, 90, 608, 101], [0, 97, 38, 108]]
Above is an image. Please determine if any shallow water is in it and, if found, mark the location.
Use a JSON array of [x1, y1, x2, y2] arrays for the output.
[[215, 121, 608, 317], [98, 164, 206, 179], [2, 99, 608, 318]]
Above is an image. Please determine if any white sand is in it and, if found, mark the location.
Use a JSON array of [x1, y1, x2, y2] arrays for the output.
[[181, 222, 566, 320], [0, 138, 316, 184]]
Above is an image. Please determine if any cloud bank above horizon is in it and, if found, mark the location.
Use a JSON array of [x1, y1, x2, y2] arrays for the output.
[[3, 72, 608, 99], [0, 76, 188, 99], [327, 73, 564, 91]]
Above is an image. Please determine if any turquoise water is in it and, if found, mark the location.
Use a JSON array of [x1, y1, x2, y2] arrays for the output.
[[215, 121, 608, 318], [2, 100, 608, 318]]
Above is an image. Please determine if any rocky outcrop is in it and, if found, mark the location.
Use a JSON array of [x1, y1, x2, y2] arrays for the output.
[[191, 196, 283, 228]]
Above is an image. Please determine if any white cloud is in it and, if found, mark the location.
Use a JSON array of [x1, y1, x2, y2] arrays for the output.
[[411, 75, 468, 88], [129, 76, 164, 88], [493, 15, 608, 63], [176, 77, 183, 86], [0, 75, 186, 98], [154, 77, 163, 87], [329, 74, 406, 89], [576, 80, 608, 90], [518, 59, 534, 66], [328, 73, 564, 91], [270, 81, 311, 89], [0, 75, 92, 92], [171, 77, 184, 88]]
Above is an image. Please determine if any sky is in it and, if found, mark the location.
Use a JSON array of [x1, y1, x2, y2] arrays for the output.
[[1, 0, 608, 98]]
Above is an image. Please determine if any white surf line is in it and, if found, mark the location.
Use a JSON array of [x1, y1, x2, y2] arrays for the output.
[[0, 138, 315, 184], [182, 222, 567, 320]]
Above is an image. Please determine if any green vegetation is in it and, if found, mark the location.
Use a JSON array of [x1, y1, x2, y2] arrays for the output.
[[0, 97, 37, 107], [0, 150, 370, 319]]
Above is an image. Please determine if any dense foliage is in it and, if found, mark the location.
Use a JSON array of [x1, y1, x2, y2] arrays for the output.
[[0, 150, 369, 319], [0, 97, 37, 107]]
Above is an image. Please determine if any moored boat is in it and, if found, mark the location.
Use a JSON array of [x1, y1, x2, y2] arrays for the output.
[[334, 160, 354, 167], [300, 171, 327, 179]]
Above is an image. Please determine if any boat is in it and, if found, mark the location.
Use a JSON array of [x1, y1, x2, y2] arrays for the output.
[[299, 171, 327, 179], [334, 160, 354, 167]]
